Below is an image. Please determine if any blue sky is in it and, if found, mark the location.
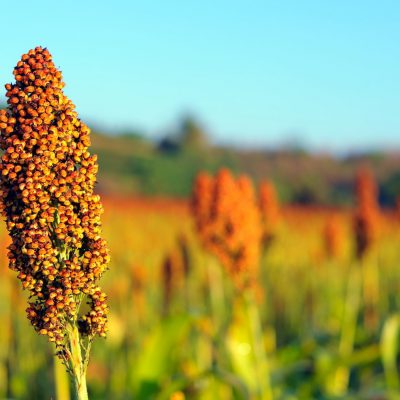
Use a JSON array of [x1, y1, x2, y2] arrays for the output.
[[1, 1, 400, 152]]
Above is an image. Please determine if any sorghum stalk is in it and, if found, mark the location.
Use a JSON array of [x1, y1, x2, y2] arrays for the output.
[[192, 169, 273, 398], [328, 263, 361, 395], [353, 167, 379, 259], [161, 235, 190, 316], [353, 167, 380, 330], [327, 168, 380, 395], [0, 47, 110, 399], [54, 351, 71, 400]]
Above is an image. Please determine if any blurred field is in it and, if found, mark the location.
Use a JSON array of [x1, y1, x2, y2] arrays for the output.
[[89, 126, 400, 205], [1, 195, 400, 399]]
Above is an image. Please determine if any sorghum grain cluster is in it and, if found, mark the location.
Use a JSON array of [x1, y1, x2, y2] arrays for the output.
[[192, 168, 262, 287], [0, 47, 109, 356]]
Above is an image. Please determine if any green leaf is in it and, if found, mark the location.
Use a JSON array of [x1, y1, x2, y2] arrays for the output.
[[381, 314, 400, 391], [226, 299, 258, 391], [130, 314, 191, 399]]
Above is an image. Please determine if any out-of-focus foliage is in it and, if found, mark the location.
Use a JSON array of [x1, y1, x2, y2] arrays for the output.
[[86, 117, 400, 205]]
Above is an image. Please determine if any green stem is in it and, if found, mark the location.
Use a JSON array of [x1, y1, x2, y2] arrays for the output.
[[67, 322, 89, 400], [244, 291, 273, 400], [54, 354, 70, 400], [207, 259, 225, 327], [362, 256, 379, 331], [328, 264, 361, 395], [381, 314, 400, 396]]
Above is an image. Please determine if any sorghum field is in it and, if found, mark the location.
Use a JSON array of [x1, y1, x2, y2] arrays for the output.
[[2, 3, 400, 398], [1, 187, 400, 399]]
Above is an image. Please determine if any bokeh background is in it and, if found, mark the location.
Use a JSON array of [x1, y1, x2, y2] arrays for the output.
[[2, 1, 400, 399]]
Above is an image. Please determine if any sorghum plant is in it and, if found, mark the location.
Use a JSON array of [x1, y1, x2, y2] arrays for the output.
[[191, 168, 262, 288], [161, 234, 190, 315], [353, 167, 380, 259], [329, 168, 382, 394], [0, 47, 109, 399], [259, 180, 280, 246], [353, 167, 381, 330], [192, 170, 273, 399]]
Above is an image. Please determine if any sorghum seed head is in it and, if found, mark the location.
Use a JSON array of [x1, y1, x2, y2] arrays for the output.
[[191, 168, 262, 288], [0, 47, 110, 351], [353, 167, 380, 259]]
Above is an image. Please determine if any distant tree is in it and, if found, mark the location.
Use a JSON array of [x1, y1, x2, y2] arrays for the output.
[[157, 136, 180, 154], [157, 116, 209, 155], [178, 116, 209, 150]]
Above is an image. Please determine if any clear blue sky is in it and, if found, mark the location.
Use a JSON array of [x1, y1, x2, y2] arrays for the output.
[[2, 0, 400, 152]]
